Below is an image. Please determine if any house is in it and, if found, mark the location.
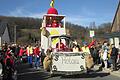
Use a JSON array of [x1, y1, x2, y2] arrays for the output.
[[111, 0, 120, 32], [0, 21, 10, 46], [109, 0, 120, 48]]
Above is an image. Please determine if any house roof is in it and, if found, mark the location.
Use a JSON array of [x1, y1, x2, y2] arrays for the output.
[[111, 0, 120, 32], [0, 21, 8, 36], [105, 32, 120, 38]]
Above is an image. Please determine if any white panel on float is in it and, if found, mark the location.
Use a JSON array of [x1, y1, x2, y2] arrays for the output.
[[41, 34, 49, 54]]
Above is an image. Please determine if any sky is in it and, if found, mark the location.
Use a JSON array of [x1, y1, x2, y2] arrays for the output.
[[0, 0, 119, 27]]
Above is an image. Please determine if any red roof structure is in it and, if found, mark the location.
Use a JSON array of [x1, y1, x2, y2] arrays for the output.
[[47, 7, 58, 15]]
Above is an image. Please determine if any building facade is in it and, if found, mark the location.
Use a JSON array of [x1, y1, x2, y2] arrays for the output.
[[109, 1, 120, 48], [0, 21, 10, 46], [111, 1, 120, 32]]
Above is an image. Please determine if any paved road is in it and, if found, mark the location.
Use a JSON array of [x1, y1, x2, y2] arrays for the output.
[[17, 63, 120, 80]]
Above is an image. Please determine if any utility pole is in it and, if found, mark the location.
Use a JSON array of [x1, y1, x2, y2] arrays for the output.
[[89, 22, 95, 42], [14, 25, 17, 44]]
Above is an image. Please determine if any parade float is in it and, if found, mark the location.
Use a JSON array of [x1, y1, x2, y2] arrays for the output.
[[41, 0, 89, 76]]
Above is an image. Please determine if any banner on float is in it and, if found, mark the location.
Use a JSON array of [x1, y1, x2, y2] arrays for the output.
[[51, 52, 86, 72], [46, 28, 66, 35]]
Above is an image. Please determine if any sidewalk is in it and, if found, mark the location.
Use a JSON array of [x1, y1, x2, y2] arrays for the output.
[[103, 69, 120, 77], [110, 63, 120, 77], [94, 65, 120, 77], [110, 70, 120, 77]]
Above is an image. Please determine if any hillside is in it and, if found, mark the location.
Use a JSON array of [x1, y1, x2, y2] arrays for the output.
[[0, 16, 111, 44], [0, 16, 87, 44], [0, 16, 42, 29]]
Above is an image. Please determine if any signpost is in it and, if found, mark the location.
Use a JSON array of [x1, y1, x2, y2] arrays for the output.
[[114, 37, 119, 48], [90, 30, 95, 41]]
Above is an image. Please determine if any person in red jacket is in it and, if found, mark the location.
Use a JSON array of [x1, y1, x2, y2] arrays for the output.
[[3, 49, 15, 80], [19, 46, 25, 61], [56, 39, 65, 51], [34, 45, 40, 69], [52, 20, 59, 28]]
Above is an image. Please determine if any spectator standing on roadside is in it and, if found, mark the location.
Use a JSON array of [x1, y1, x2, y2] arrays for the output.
[[110, 44, 118, 71], [34, 45, 40, 69], [90, 45, 99, 65], [101, 42, 109, 70], [26, 45, 33, 67], [82, 42, 90, 54], [15, 45, 21, 58], [19, 46, 25, 62], [117, 43, 120, 64]]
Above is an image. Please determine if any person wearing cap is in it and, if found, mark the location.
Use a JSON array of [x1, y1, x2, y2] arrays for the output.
[[81, 42, 90, 54]]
